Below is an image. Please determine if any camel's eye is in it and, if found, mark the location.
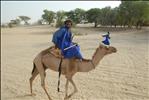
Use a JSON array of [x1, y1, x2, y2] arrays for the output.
[[105, 47, 109, 50]]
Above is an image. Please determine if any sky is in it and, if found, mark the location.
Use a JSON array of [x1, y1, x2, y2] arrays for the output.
[[1, 1, 121, 24]]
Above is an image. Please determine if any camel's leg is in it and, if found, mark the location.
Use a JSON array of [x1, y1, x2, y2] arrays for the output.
[[65, 79, 69, 97], [34, 61, 51, 100], [64, 78, 78, 100], [29, 66, 39, 95], [67, 78, 78, 98], [64, 77, 78, 99], [64, 75, 71, 100], [40, 70, 52, 100]]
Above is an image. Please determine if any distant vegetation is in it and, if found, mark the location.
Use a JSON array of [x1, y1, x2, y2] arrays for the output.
[[2, 1, 149, 29], [41, 1, 149, 29], [2, 16, 31, 28], [18, 16, 31, 25], [42, 10, 55, 25]]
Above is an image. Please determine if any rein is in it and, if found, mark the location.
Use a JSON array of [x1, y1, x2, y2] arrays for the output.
[[48, 48, 63, 92], [91, 60, 95, 69], [57, 57, 63, 92]]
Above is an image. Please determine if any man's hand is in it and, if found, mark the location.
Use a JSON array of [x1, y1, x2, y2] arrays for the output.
[[73, 42, 78, 46], [64, 44, 78, 51]]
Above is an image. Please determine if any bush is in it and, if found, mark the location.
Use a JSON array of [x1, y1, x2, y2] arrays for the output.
[[56, 21, 63, 28]]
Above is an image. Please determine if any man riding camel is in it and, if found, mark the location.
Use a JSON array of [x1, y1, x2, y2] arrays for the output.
[[52, 19, 83, 59]]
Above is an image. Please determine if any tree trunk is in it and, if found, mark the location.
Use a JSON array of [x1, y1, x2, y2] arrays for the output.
[[94, 22, 97, 27], [121, 24, 123, 28], [139, 24, 142, 30], [128, 22, 132, 28], [136, 20, 142, 30], [136, 23, 138, 29], [115, 24, 116, 28]]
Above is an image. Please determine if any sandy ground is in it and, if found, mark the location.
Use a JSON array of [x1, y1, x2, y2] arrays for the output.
[[1, 25, 149, 100]]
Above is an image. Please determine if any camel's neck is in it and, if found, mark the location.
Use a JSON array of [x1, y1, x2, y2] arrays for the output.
[[78, 48, 105, 72], [92, 49, 105, 67]]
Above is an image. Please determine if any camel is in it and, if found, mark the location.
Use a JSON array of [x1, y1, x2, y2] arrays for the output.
[[29, 44, 117, 100]]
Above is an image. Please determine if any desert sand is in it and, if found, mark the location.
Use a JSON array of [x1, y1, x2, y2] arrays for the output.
[[1, 25, 149, 100]]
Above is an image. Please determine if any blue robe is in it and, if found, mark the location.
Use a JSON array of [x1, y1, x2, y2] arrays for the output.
[[102, 33, 110, 45], [52, 26, 83, 59]]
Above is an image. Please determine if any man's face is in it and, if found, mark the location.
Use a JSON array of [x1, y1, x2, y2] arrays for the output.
[[66, 22, 72, 28]]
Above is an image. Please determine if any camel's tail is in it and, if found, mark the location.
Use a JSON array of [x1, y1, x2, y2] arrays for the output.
[[31, 63, 36, 75]]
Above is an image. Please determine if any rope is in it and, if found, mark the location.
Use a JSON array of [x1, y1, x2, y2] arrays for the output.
[[57, 58, 63, 92], [91, 60, 95, 69]]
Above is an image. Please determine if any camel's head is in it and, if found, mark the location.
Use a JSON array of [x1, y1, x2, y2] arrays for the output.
[[99, 44, 117, 55]]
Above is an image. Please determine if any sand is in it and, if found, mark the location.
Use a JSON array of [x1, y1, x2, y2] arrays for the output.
[[1, 25, 149, 100]]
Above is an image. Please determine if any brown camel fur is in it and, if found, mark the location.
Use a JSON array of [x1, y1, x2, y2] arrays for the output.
[[29, 44, 117, 100]]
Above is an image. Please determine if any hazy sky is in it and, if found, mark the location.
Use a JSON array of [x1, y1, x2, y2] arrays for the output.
[[1, 1, 121, 24]]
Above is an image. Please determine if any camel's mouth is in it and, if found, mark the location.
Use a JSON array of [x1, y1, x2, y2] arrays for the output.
[[108, 46, 117, 53], [99, 44, 117, 53], [113, 48, 117, 53]]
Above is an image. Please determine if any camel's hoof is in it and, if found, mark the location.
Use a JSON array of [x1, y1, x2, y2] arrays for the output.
[[64, 96, 68, 100], [31, 93, 36, 96], [68, 94, 72, 98], [48, 97, 52, 100]]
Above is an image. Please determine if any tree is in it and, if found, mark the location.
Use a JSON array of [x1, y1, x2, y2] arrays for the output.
[[100, 7, 112, 26], [37, 19, 45, 25], [132, 1, 149, 29], [73, 8, 86, 24], [66, 8, 86, 24], [110, 7, 119, 27], [86, 8, 101, 27], [19, 16, 31, 25], [37, 2, 149, 29], [8, 18, 21, 28], [42, 9, 55, 25], [56, 10, 66, 27], [11, 18, 21, 25], [119, 1, 149, 29]]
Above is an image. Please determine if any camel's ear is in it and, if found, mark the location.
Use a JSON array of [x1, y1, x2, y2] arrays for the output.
[[99, 45, 103, 49]]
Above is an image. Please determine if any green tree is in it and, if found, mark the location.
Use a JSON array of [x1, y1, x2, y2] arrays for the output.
[[73, 8, 86, 23], [100, 7, 112, 26], [119, 1, 149, 29], [86, 8, 101, 27], [110, 7, 119, 27], [123, 1, 134, 28], [42, 9, 55, 24], [66, 8, 86, 24], [56, 10, 66, 27], [132, 1, 149, 29]]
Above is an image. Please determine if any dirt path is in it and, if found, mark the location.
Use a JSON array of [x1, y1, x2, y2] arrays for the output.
[[1, 26, 149, 100]]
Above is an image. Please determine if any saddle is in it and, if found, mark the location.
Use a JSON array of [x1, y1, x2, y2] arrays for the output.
[[48, 46, 90, 62], [49, 46, 64, 58]]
